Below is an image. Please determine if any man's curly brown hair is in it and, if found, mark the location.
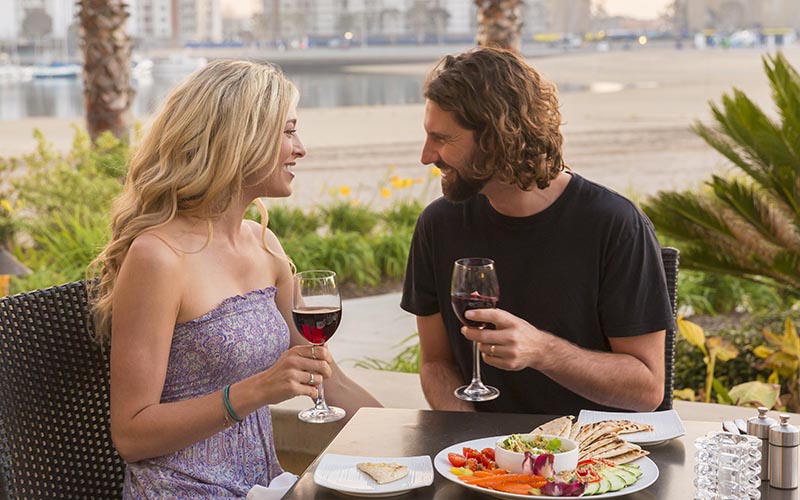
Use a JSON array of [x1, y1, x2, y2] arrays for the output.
[[424, 46, 567, 190]]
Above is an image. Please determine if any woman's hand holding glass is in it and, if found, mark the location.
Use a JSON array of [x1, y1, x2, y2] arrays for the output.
[[257, 344, 332, 404]]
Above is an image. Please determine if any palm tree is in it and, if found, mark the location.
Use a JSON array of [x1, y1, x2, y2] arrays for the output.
[[78, 0, 134, 142], [642, 53, 800, 291], [474, 0, 523, 53]]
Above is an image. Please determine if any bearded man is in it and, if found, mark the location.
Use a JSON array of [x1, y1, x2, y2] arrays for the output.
[[400, 47, 674, 415]]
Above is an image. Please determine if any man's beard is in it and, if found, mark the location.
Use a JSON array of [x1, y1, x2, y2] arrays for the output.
[[437, 151, 487, 203]]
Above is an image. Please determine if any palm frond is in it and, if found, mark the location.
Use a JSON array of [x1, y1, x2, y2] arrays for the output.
[[710, 175, 800, 251]]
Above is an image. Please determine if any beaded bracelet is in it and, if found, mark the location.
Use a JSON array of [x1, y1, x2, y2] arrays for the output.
[[223, 384, 243, 424]]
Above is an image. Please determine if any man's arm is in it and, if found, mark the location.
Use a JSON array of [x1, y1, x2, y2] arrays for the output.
[[462, 308, 665, 411], [417, 313, 475, 412]]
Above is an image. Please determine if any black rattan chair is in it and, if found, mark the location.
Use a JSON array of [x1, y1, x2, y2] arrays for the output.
[[657, 247, 680, 411], [0, 280, 124, 500]]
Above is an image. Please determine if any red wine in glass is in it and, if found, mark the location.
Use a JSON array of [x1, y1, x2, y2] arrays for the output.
[[451, 292, 498, 329], [292, 306, 342, 344], [292, 270, 345, 423], [451, 258, 500, 402]]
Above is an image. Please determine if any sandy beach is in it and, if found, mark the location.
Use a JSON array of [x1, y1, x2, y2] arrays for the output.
[[1, 46, 798, 206]]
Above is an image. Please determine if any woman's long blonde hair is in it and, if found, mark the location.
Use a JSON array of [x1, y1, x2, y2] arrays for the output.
[[88, 59, 298, 342]]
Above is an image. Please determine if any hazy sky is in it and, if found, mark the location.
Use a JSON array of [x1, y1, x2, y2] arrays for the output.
[[221, 0, 675, 21]]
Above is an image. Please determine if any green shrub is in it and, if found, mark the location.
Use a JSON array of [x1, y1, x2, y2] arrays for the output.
[[369, 227, 412, 280], [381, 199, 424, 230], [266, 205, 321, 238], [323, 201, 379, 234]]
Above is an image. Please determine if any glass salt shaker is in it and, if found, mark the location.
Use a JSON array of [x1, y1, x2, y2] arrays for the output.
[[768, 414, 799, 489], [747, 406, 776, 481]]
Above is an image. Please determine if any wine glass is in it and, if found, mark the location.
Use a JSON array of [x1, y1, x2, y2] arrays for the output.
[[291, 270, 346, 423], [451, 257, 500, 402]]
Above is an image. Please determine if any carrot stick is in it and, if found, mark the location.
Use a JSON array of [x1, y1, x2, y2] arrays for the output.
[[462, 473, 545, 487], [489, 468, 510, 475], [492, 482, 534, 495], [471, 471, 494, 478]]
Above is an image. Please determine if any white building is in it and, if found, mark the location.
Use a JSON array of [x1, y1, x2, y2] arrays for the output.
[[0, 0, 77, 41], [128, 0, 222, 44]]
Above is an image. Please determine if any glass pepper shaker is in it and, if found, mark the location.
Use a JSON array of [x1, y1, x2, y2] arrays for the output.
[[769, 414, 799, 489], [748, 406, 776, 481]]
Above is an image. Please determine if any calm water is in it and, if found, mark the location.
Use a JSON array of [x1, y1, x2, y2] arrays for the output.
[[0, 69, 425, 120]]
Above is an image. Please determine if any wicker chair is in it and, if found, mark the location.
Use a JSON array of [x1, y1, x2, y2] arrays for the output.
[[657, 247, 680, 411], [0, 280, 124, 500]]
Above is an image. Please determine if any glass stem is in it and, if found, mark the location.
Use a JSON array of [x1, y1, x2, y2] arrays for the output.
[[314, 379, 330, 410], [471, 340, 483, 386]]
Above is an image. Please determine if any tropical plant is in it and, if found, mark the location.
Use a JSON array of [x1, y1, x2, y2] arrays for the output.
[[353, 333, 420, 373], [754, 317, 800, 411], [642, 53, 800, 293], [79, 0, 135, 141], [474, 0, 523, 53], [677, 317, 780, 408]]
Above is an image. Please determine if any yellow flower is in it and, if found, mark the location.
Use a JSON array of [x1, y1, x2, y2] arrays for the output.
[[430, 166, 441, 177], [390, 176, 404, 189], [403, 178, 414, 188], [380, 187, 392, 198], [1, 200, 12, 213], [339, 185, 352, 197]]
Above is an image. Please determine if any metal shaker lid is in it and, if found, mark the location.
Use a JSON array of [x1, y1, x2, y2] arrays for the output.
[[769, 414, 800, 447], [748, 406, 778, 438]]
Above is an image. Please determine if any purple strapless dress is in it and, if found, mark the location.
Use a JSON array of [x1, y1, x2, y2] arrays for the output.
[[123, 286, 290, 499]]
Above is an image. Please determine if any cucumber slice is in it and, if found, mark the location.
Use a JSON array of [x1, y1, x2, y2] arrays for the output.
[[607, 471, 626, 491], [616, 468, 637, 485], [619, 464, 643, 478], [596, 477, 612, 494], [584, 481, 600, 495]]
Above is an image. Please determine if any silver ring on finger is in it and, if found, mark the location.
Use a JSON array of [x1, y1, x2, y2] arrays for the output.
[[311, 345, 317, 360], [490, 344, 496, 356], [307, 372, 316, 386]]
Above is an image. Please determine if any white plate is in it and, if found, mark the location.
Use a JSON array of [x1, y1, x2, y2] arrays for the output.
[[576, 409, 686, 445], [434, 436, 659, 499], [313, 453, 434, 497]]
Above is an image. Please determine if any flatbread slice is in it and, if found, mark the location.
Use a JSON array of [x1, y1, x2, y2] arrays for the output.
[[604, 419, 655, 434], [579, 435, 623, 458], [569, 423, 582, 441], [357, 462, 409, 485], [531, 416, 574, 437], [593, 441, 642, 460], [580, 422, 624, 448], [604, 449, 649, 465]]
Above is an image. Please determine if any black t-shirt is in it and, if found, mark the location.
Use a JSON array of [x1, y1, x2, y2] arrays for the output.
[[401, 173, 674, 415]]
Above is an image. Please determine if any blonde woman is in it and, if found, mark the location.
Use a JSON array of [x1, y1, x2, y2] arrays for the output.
[[89, 60, 380, 498]]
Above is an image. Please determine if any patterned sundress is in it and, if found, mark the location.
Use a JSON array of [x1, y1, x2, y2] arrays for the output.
[[123, 286, 289, 499]]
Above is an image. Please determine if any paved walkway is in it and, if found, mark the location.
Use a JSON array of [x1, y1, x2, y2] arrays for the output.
[[332, 292, 415, 368]]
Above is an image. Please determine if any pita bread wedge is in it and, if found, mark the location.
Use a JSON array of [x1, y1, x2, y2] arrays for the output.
[[569, 423, 582, 440], [580, 435, 623, 457], [580, 422, 624, 448], [604, 449, 649, 465], [593, 441, 642, 460], [357, 462, 409, 484], [605, 419, 655, 434], [531, 416, 574, 437]]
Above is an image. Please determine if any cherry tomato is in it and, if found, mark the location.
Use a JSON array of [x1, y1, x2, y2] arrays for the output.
[[447, 453, 467, 467], [480, 448, 496, 461], [463, 447, 483, 461]]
